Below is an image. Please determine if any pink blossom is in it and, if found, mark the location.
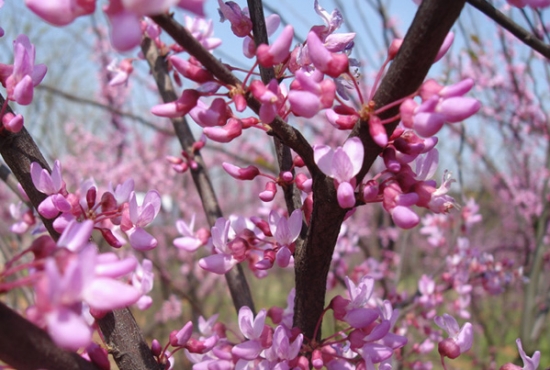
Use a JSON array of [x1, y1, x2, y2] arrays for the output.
[[314, 137, 363, 208], [25, 0, 95, 26], [288, 69, 336, 118], [174, 214, 204, 252], [434, 313, 473, 359], [121, 190, 161, 250], [107, 58, 134, 86], [184, 16, 221, 50], [0, 34, 47, 105], [217, 0, 252, 37], [151, 89, 199, 118], [199, 217, 239, 274], [232, 306, 269, 360], [30, 161, 71, 219], [306, 31, 349, 78], [33, 240, 141, 350], [507, 0, 550, 7], [256, 25, 294, 67], [222, 162, 260, 180]]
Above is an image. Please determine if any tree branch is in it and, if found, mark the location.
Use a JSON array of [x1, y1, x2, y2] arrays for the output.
[[140, 37, 255, 313], [466, 0, 550, 59]]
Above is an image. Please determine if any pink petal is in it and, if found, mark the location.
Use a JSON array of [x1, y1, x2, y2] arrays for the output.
[[127, 226, 158, 250], [198, 253, 237, 274], [337, 182, 356, 209], [84, 278, 142, 310], [57, 220, 93, 252], [46, 308, 92, 350], [13, 74, 34, 105], [413, 112, 445, 137], [232, 340, 262, 360], [288, 90, 321, 118], [390, 205, 419, 229], [438, 97, 481, 123], [174, 236, 202, 251]]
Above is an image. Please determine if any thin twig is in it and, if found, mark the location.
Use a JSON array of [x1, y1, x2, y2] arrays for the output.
[[466, 0, 550, 59], [140, 37, 256, 314]]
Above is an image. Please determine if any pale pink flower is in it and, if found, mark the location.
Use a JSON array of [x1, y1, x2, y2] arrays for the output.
[[435, 313, 473, 359], [0, 34, 47, 105], [314, 137, 363, 208], [121, 190, 161, 250]]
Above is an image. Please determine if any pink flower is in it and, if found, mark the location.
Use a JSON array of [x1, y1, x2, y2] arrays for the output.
[[33, 235, 141, 350], [435, 313, 473, 359], [25, 0, 95, 26], [400, 78, 480, 138], [232, 306, 269, 360], [256, 25, 294, 67], [184, 15, 221, 50], [0, 34, 47, 105], [314, 137, 363, 208], [174, 214, 204, 252], [121, 190, 161, 250], [30, 160, 71, 219], [107, 58, 134, 86], [507, 0, 550, 7], [151, 89, 200, 118], [306, 31, 349, 78], [288, 69, 336, 118], [217, 0, 252, 37], [199, 217, 239, 274]]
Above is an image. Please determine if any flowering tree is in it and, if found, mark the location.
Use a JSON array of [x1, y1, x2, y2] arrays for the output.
[[0, 0, 548, 369]]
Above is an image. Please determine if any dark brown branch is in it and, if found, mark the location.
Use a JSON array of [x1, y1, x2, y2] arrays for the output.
[[466, 0, 550, 59], [140, 37, 255, 313], [246, 0, 304, 215], [0, 301, 100, 370], [0, 94, 161, 370]]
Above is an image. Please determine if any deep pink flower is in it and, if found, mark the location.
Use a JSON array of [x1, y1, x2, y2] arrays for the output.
[[217, 0, 252, 37], [306, 31, 349, 78], [256, 25, 294, 67], [151, 89, 199, 118]]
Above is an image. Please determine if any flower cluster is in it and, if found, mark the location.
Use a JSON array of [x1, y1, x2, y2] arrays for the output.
[[1, 220, 145, 351], [27, 160, 161, 251], [176, 209, 302, 276], [152, 276, 408, 369]]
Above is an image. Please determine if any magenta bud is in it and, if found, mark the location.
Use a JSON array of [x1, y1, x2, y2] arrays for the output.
[[438, 338, 461, 359], [293, 156, 305, 167], [388, 38, 403, 60], [259, 181, 277, 202], [222, 162, 260, 180], [281, 171, 293, 183], [251, 217, 273, 236], [151, 339, 162, 356], [295, 173, 312, 193]]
